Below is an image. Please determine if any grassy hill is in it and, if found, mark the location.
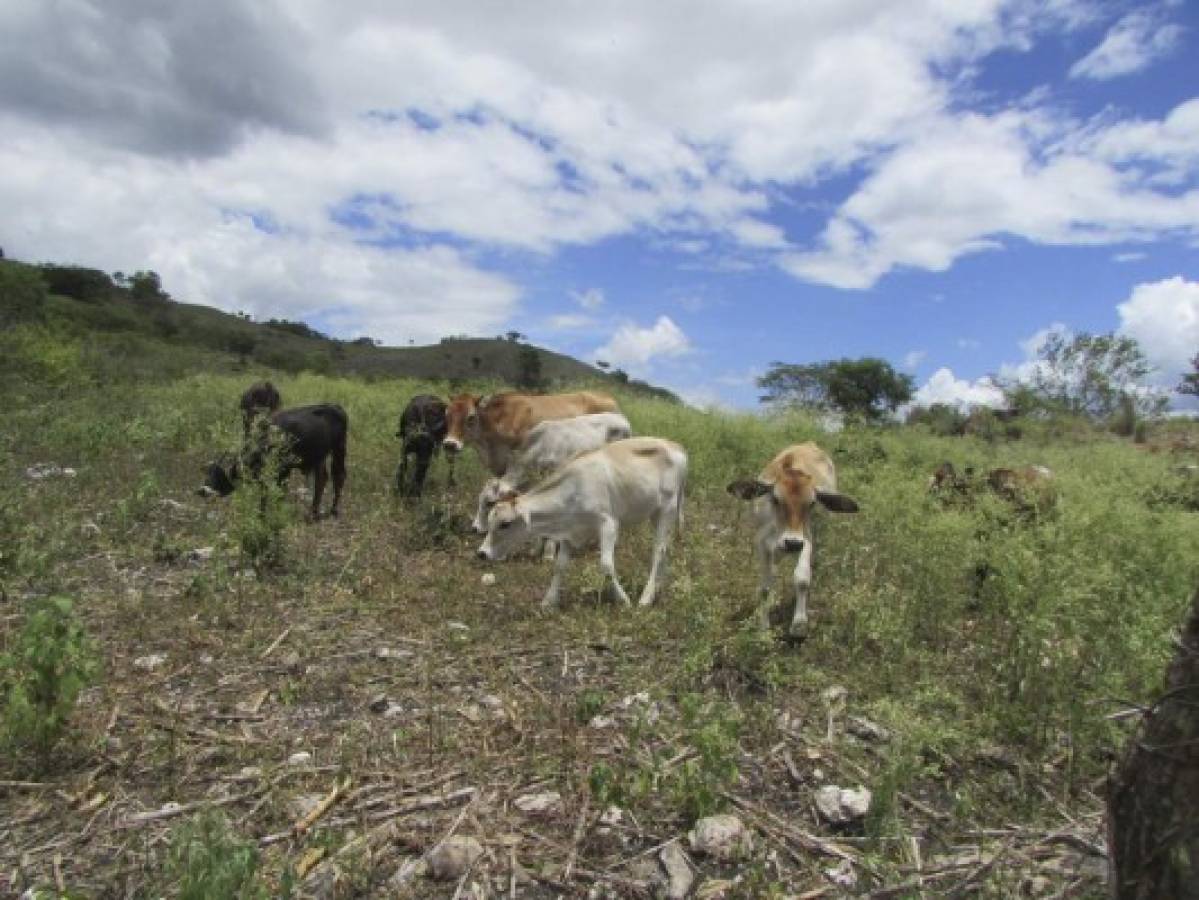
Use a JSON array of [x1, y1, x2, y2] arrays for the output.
[[1, 256, 1198, 896], [0, 258, 679, 401]]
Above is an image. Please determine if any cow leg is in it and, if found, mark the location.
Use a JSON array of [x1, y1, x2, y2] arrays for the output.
[[541, 538, 557, 561], [410, 453, 430, 498], [638, 506, 676, 607], [756, 535, 778, 630], [329, 446, 346, 517], [395, 450, 409, 496], [312, 462, 328, 520], [788, 538, 813, 638], [541, 542, 572, 610], [445, 450, 456, 488], [599, 516, 632, 606]]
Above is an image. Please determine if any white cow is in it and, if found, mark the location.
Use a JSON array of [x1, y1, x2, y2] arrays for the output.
[[727, 443, 859, 638], [476, 437, 687, 610], [471, 412, 633, 533]]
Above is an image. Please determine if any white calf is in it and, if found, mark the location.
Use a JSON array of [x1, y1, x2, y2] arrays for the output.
[[727, 443, 859, 637], [477, 437, 686, 609], [471, 412, 633, 533]]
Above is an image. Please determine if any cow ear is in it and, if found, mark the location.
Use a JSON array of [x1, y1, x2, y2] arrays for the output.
[[727, 479, 771, 500], [816, 490, 859, 513]]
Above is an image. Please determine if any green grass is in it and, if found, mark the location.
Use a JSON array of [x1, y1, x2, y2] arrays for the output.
[[1, 353, 1195, 895]]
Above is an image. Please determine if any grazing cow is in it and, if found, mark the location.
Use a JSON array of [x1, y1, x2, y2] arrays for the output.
[[395, 394, 454, 498], [477, 437, 687, 610], [928, 461, 1054, 513], [200, 404, 348, 519], [727, 443, 859, 638], [239, 381, 282, 439], [442, 390, 620, 476], [471, 412, 633, 533]]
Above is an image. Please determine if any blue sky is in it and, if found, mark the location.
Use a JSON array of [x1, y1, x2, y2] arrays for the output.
[[1, 0, 1196, 408]]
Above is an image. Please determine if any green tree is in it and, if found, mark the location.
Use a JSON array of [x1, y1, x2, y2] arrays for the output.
[[1177, 353, 1199, 399], [129, 270, 169, 305], [517, 346, 543, 389], [758, 357, 914, 421], [1000, 330, 1165, 419], [0, 261, 49, 328]]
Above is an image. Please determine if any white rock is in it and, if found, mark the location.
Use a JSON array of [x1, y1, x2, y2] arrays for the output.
[[374, 646, 414, 661], [187, 546, 214, 563], [814, 785, 872, 825], [481, 573, 497, 586], [428, 835, 484, 880], [589, 714, 616, 729], [825, 858, 858, 888], [688, 814, 753, 861], [133, 653, 167, 671], [81, 521, 101, 538], [447, 621, 470, 632], [514, 791, 562, 815], [288, 793, 324, 820], [659, 841, 694, 900], [599, 805, 623, 826], [478, 694, 503, 710], [286, 751, 313, 767]]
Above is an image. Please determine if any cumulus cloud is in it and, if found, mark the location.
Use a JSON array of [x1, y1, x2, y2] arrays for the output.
[[913, 367, 1006, 409], [594, 316, 691, 373], [783, 104, 1199, 289], [1117, 276, 1199, 382], [570, 288, 606, 311], [1069, 10, 1182, 80]]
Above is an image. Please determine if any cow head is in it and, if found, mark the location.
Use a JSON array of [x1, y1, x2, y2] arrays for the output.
[[476, 492, 528, 561], [198, 455, 240, 498], [727, 467, 858, 553], [472, 477, 510, 533], [442, 394, 485, 454]]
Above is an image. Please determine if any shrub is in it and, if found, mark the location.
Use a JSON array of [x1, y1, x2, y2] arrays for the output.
[[165, 809, 270, 900], [229, 445, 293, 569], [1, 596, 99, 763]]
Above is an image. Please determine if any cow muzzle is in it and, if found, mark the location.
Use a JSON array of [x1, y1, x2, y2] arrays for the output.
[[443, 438, 462, 454], [780, 537, 805, 554]]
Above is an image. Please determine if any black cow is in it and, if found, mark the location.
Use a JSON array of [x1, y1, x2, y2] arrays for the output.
[[396, 394, 454, 497], [240, 381, 282, 439], [201, 404, 348, 519]]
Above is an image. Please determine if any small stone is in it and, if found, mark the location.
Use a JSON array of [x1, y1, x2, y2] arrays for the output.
[[688, 814, 753, 861], [599, 805, 623, 826], [288, 793, 324, 820], [81, 521, 101, 538], [825, 858, 858, 888], [160, 499, 187, 512], [513, 791, 562, 815], [589, 714, 616, 729], [374, 646, 414, 661], [814, 785, 872, 825], [133, 653, 167, 671], [846, 715, 890, 742], [447, 621, 470, 632], [478, 694, 503, 710], [695, 880, 736, 899], [286, 751, 313, 766], [278, 650, 302, 671], [187, 546, 214, 563], [481, 573, 497, 586], [659, 841, 694, 900], [428, 835, 484, 880], [368, 693, 390, 713], [239, 766, 263, 778]]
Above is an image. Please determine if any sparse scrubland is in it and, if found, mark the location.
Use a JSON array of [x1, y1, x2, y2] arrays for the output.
[[2, 312, 1198, 897]]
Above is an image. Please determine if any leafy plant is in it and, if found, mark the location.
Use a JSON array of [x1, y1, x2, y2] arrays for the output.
[[165, 809, 270, 900], [229, 444, 293, 569], [1, 596, 99, 763], [671, 694, 741, 821]]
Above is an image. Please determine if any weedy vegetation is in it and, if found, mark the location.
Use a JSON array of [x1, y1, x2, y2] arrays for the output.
[[1, 313, 1196, 896]]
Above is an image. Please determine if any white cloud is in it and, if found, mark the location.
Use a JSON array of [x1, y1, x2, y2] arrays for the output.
[[594, 315, 691, 373], [546, 313, 597, 331], [1117, 276, 1199, 381], [1112, 251, 1147, 262], [783, 104, 1199, 289], [956, 338, 981, 350], [913, 367, 1006, 409], [570, 287, 606, 311], [903, 350, 927, 369], [1069, 10, 1181, 80]]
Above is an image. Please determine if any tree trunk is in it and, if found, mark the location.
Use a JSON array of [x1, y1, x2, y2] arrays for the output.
[[1108, 585, 1199, 898]]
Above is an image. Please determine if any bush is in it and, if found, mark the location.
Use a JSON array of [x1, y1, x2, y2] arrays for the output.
[[0, 260, 49, 328], [165, 809, 270, 900], [1, 596, 99, 764], [230, 444, 294, 569]]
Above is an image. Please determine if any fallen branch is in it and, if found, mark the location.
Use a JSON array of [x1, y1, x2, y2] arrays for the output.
[[292, 776, 351, 836], [261, 626, 292, 659], [112, 789, 261, 830]]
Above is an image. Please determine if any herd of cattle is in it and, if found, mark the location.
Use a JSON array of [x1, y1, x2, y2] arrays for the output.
[[200, 381, 1055, 638]]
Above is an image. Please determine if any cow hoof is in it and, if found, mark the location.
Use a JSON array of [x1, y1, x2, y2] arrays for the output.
[[785, 623, 809, 644]]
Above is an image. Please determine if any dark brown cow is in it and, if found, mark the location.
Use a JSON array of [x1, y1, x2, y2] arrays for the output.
[[396, 394, 454, 498], [201, 404, 347, 519], [442, 390, 620, 476], [240, 381, 282, 439], [928, 461, 1055, 513]]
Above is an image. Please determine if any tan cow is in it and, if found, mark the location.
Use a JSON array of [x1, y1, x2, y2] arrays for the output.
[[442, 390, 620, 476], [727, 443, 859, 638]]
